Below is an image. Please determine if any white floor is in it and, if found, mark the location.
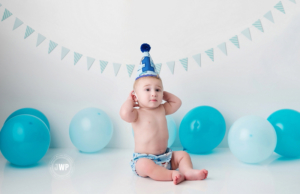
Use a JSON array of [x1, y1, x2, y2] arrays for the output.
[[0, 147, 299, 194]]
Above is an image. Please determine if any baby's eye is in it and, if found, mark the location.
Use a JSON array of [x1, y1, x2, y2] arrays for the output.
[[156, 89, 160, 92], [146, 89, 150, 91]]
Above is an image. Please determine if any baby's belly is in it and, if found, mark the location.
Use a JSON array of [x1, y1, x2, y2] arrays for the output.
[[134, 134, 169, 155]]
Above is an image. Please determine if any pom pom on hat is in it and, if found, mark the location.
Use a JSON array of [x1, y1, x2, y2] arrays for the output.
[[141, 43, 151, 52], [135, 43, 159, 80]]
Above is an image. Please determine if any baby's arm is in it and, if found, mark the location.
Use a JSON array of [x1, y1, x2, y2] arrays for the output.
[[119, 90, 138, 123], [162, 91, 182, 115]]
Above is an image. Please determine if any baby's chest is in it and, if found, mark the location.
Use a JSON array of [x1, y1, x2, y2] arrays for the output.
[[137, 109, 166, 127]]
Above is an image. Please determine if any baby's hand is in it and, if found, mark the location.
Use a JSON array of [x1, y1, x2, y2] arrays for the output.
[[128, 90, 139, 107]]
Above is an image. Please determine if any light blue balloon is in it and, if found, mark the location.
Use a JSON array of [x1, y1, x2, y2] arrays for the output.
[[179, 106, 226, 154], [69, 107, 113, 153], [131, 115, 177, 147], [228, 115, 277, 164], [5, 108, 50, 130], [267, 109, 300, 157], [0, 115, 50, 166]]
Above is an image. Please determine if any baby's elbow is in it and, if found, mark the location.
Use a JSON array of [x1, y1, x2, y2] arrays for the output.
[[178, 99, 182, 107], [120, 110, 128, 121], [120, 110, 137, 123], [176, 99, 182, 110]]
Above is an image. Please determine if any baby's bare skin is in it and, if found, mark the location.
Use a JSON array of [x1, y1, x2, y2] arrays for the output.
[[120, 77, 208, 184], [132, 104, 168, 155]]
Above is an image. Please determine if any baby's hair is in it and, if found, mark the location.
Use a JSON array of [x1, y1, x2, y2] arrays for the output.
[[133, 76, 162, 90]]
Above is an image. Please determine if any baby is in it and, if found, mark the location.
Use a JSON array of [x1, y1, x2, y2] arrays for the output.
[[119, 44, 208, 185]]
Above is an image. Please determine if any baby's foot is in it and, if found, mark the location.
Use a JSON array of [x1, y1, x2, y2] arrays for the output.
[[172, 171, 185, 185], [184, 169, 208, 181]]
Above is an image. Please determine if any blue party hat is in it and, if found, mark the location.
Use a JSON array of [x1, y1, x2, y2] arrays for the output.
[[135, 43, 160, 80]]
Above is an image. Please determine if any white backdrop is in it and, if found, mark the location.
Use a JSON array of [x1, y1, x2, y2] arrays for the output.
[[0, 0, 299, 149]]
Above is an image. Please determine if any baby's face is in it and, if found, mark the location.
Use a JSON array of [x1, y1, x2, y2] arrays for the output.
[[134, 77, 163, 109]]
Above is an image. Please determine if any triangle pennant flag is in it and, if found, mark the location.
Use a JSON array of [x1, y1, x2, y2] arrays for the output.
[[24, 26, 35, 39], [113, 63, 121, 76], [87, 57, 95, 70], [61, 47, 70, 60], [100, 60, 108, 73], [74, 52, 82, 65], [218, 42, 227, 56], [274, 1, 285, 14], [126, 64, 135, 77], [179, 58, 188, 71], [241, 28, 252, 41], [192, 54, 201, 67], [36, 33, 46, 47], [155, 63, 162, 74], [2, 9, 12, 21], [253, 19, 264, 32], [13, 18, 23, 30], [48, 40, 58, 54], [205, 48, 214, 61], [166, 61, 175, 74], [289, 0, 296, 4], [229, 35, 240, 48], [264, 11, 274, 23]]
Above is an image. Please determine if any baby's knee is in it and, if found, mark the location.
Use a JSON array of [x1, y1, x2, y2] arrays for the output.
[[135, 158, 156, 177]]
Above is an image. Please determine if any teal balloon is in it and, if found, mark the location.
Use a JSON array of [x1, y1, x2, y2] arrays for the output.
[[69, 108, 113, 153], [228, 115, 277, 163], [131, 115, 177, 147], [0, 115, 50, 166], [179, 106, 226, 154], [5, 108, 50, 130], [267, 109, 300, 157]]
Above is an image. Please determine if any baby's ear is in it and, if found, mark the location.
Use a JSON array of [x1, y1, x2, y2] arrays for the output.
[[133, 95, 138, 102]]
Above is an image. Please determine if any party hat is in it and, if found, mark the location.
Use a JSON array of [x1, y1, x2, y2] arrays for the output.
[[135, 43, 160, 80]]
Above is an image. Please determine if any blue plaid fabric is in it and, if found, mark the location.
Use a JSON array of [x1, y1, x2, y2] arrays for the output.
[[130, 147, 173, 177]]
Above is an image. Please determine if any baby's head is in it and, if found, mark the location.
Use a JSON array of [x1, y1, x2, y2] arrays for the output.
[[133, 76, 164, 108]]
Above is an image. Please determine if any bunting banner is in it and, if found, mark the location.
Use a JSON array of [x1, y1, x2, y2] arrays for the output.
[[0, 1, 296, 78]]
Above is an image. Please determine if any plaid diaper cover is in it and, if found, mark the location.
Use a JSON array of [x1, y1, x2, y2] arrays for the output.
[[130, 147, 173, 177]]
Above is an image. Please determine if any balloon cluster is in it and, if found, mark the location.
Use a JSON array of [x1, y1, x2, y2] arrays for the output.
[[0, 107, 114, 166], [179, 106, 300, 163], [0, 108, 50, 166]]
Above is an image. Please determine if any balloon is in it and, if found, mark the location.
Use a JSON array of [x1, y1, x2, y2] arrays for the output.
[[69, 107, 113, 153], [179, 106, 226, 154], [131, 115, 177, 147], [5, 108, 50, 130], [228, 115, 277, 163], [267, 109, 300, 157], [0, 115, 50, 166]]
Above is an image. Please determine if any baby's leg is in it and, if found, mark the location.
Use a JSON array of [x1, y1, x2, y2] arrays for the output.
[[135, 158, 185, 185], [171, 151, 208, 180]]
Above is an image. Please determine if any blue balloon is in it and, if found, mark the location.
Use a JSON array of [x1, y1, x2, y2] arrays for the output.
[[131, 115, 177, 147], [179, 106, 226, 154], [69, 107, 113, 153], [0, 115, 50, 166], [267, 109, 300, 157], [5, 108, 50, 130], [228, 115, 277, 163]]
